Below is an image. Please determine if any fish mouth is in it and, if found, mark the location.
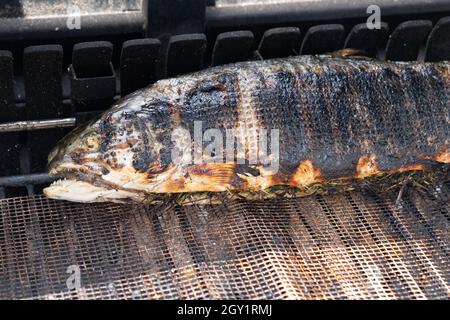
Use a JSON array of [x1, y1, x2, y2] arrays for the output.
[[45, 159, 155, 203], [45, 162, 128, 203], [43, 179, 144, 203]]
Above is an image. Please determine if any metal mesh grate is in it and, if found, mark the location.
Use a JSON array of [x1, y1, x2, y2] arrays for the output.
[[0, 183, 449, 299]]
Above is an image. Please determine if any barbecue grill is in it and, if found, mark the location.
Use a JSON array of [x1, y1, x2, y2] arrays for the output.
[[0, 0, 449, 300]]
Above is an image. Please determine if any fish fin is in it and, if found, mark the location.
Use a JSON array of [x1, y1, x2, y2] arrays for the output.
[[185, 163, 237, 190], [326, 48, 370, 59]]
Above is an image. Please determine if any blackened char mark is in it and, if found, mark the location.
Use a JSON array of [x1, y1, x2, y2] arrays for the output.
[[139, 99, 174, 169], [416, 65, 450, 144], [180, 73, 240, 157], [316, 66, 362, 178], [397, 66, 439, 157], [296, 68, 344, 179], [351, 62, 448, 172], [354, 68, 390, 165], [98, 116, 114, 154], [98, 115, 129, 170], [401, 67, 442, 156], [231, 163, 261, 188], [379, 67, 415, 165], [352, 65, 413, 171], [132, 117, 153, 172], [139, 98, 173, 130], [252, 70, 308, 178], [131, 99, 175, 172]]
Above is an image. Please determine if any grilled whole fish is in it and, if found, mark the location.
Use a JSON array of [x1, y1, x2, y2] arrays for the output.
[[44, 55, 450, 203]]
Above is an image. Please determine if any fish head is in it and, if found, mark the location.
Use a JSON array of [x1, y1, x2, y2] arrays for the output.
[[44, 90, 179, 203]]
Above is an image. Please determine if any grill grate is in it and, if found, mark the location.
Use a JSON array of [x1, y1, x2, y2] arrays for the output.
[[1, 183, 448, 299]]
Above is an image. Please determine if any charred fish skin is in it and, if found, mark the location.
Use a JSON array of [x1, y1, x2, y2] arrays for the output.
[[44, 55, 449, 203]]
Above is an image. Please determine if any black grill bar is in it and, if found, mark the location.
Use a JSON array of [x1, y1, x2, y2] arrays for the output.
[[144, 0, 206, 38], [24, 45, 66, 174], [425, 17, 450, 62], [0, 173, 55, 187], [211, 30, 254, 66], [344, 23, 389, 58], [0, 12, 145, 42], [120, 39, 161, 95], [206, 0, 450, 28], [385, 20, 433, 61], [300, 24, 345, 55]]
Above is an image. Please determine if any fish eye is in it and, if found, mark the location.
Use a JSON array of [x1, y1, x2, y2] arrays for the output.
[[85, 135, 99, 150]]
